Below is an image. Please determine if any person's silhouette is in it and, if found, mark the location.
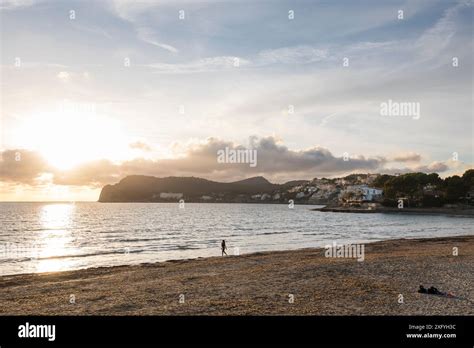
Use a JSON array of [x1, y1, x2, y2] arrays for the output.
[[221, 240, 227, 256]]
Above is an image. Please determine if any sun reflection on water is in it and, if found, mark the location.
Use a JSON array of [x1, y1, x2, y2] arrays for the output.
[[35, 203, 78, 273]]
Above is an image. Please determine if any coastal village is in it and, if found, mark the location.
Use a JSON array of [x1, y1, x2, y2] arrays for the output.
[[144, 174, 384, 205], [100, 170, 474, 211]]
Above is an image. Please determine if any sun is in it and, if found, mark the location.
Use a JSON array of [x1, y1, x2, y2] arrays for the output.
[[16, 107, 130, 170]]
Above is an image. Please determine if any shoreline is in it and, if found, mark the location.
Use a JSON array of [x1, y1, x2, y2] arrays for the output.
[[313, 206, 474, 216], [4, 201, 473, 217], [0, 235, 472, 315]]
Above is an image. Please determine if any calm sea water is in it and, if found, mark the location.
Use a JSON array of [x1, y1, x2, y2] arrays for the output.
[[0, 202, 472, 275]]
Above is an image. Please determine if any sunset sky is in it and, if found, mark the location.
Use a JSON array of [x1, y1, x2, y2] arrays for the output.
[[1, 0, 473, 201]]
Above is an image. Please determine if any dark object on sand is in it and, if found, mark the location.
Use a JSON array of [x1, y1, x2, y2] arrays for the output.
[[418, 285, 427, 293], [428, 286, 443, 295], [418, 285, 454, 297]]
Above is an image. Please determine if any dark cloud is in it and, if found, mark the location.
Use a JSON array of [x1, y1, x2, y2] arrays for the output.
[[113, 136, 387, 182], [0, 137, 452, 186]]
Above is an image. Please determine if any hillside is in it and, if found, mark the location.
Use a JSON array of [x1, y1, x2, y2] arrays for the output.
[[98, 175, 280, 202]]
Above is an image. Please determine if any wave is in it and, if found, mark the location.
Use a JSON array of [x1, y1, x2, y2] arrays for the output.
[[0, 249, 146, 263], [260, 231, 290, 236], [112, 237, 168, 243]]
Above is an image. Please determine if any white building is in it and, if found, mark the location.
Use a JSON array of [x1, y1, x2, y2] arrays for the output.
[[341, 185, 382, 201], [362, 186, 383, 201]]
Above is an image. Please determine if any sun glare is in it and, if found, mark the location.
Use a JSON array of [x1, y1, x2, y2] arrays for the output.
[[35, 203, 78, 273], [17, 108, 130, 170]]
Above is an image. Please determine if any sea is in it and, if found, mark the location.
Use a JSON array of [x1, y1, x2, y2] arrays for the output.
[[0, 202, 472, 275]]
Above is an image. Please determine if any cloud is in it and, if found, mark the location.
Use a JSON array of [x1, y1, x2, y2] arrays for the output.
[[54, 70, 92, 82], [122, 136, 386, 181], [141, 39, 401, 74], [0, 149, 50, 184], [381, 161, 450, 175], [1, 62, 69, 69], [392, 152, 422, 162], [53, 160, 120, 186], [57, 71, 70, 81], [414, 161, 449, 173], [108, 1, 179, 54], [71, 23, 113, 40], [415, 1, 471, 60], [136, 27, 178, 53], [129, 141, 152, 152], [108, 0, 162, 22], [0, 0, 41, 10], [144, 44, 329, 74], [146, 56, 250, 74], [0, 138, 459, 187], [143, 45, 328, 74], [257, 46, 328, 65], [86, 136, 386, 184]]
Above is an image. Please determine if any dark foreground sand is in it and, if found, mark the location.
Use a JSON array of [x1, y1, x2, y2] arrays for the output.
[[0, 236, 472, 315]]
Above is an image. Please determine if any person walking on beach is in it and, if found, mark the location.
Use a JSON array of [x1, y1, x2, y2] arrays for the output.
[[221, 240, 227, 256]]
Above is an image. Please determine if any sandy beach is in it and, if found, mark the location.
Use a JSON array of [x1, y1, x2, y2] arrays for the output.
[[0, 236, 472, 315]]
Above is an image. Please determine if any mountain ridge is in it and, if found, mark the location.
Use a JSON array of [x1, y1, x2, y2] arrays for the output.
[[98, 175, 286, 202]]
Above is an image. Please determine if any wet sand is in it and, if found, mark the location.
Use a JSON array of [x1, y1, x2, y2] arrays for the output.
[[0, 236, 472, 315]]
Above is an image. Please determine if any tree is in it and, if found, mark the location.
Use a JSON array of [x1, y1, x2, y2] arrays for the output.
[[373, 174, 393, 188], [444, 175, 468, 203], [462, 169, 474, 187]]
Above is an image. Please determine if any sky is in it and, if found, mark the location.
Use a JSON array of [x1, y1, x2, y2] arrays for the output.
[[0, 0, 473, 201]]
